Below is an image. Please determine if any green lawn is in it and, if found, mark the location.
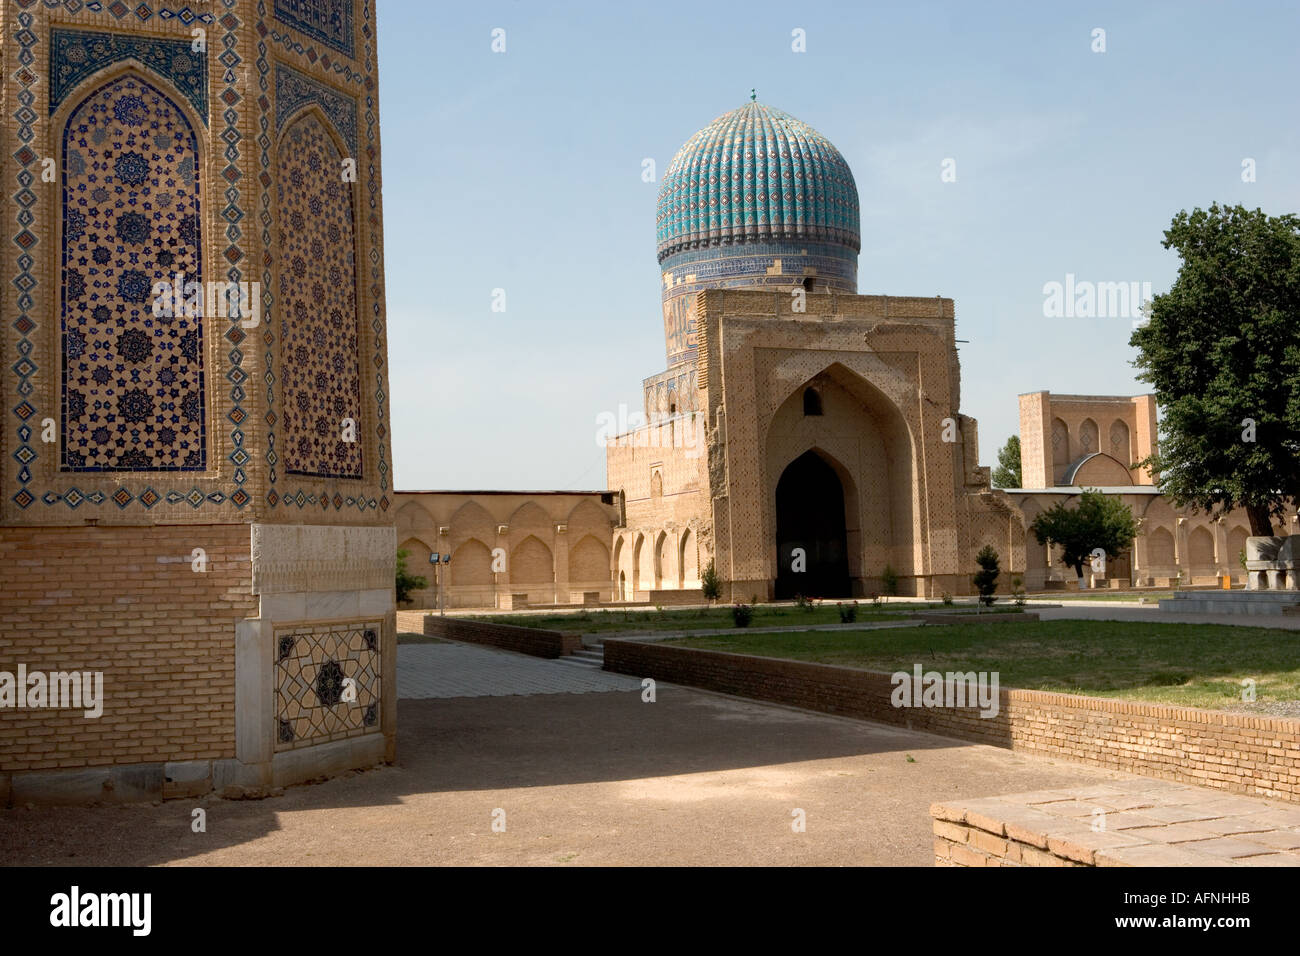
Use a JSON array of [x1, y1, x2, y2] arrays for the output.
[[664, 620, 1300, 710], [465, 602, 924, 634]]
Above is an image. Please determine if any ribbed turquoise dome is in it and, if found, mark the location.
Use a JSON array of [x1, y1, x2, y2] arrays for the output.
[[655, 101, 861, 264]]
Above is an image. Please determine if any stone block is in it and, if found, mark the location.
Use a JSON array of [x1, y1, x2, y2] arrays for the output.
[[258, 592, 306, 622], [358, 588, 395, 616], [213, 757, 271, 792], [303, 590, 361, 620], [108, 763, 164, 802], [163, 759, 213, 799], [270, 733, 385, 788], [12, 767, 111, 806]]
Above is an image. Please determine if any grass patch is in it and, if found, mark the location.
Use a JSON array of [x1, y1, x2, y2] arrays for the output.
[[664, 619, 1300, 711], [1038, 591, 1164, 602], [465, 602, 922, 634]]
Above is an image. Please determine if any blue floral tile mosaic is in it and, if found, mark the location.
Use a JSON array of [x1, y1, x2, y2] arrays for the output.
[[276, 113, 362, 479], [60, 75, 205, 472], [50, 27, 208, 125], [274, 0, 354, 58]]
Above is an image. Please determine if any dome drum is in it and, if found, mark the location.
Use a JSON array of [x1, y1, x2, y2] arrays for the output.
[[654, 101, 862, 367]]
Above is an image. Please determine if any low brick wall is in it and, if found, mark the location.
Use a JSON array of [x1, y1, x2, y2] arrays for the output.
[[934, 814, 1089, 867], [932, 781, 1300, 866], [603, 640, 1300, 802], [646, 588, 706, 607], [914, 611, 1040, 625], [422, 616, 581, 658]]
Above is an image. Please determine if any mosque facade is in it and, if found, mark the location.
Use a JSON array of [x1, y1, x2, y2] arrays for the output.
[[609, 99, 1018, 600], [397, 99, 1285, 611]]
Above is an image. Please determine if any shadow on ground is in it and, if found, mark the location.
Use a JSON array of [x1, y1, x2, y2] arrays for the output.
[[0, 684, 1132, 866]]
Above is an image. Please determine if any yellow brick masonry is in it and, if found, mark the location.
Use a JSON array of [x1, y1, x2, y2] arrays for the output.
[[0, 524, 255, 771], [932, 780, 1300, 866]]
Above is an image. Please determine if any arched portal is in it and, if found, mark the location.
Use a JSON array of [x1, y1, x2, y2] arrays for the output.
[[775, 450, 850, 598], [60, 72, 207, 471]]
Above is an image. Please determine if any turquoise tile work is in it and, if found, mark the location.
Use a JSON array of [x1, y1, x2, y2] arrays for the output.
[[655, 101, 861, 263]]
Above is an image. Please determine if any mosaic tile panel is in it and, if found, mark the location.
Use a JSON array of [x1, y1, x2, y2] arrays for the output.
[[274, 0, 353, 58], [274, 62, 358, 153], [274, 619, 380, 751], [276, 113, 362, 478], [50, 27, 208, 125], [656, 101, 861, 263], [60, 74, 205, 472]]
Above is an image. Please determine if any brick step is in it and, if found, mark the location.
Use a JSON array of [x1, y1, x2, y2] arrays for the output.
[[556, 655, 603, 669]]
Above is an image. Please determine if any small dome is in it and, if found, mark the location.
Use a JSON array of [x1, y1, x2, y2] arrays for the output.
[[655, 101, 860, 263]]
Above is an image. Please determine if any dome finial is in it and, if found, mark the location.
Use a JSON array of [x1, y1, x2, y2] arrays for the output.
[[750, 88, 757, 102]]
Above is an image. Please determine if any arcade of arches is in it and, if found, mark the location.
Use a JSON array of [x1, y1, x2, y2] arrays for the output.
[[397, 381, 1295, 608]]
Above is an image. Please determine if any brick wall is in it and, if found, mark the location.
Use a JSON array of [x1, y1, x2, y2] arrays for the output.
[[0, 523, 254, 772], [422, 616, 581, 658], [933, 812, 1091, 867], [604, 640, 1300, 802]]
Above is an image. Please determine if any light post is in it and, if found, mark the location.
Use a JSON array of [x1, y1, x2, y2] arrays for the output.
[[428, 552, 452, 616]]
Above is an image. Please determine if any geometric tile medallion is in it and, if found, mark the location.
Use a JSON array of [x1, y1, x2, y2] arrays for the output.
[[273, 620, 380, 751], [60, 74, 206, 471]]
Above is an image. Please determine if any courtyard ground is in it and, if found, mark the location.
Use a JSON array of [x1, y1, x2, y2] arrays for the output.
[[0, 641, 1137, 867]]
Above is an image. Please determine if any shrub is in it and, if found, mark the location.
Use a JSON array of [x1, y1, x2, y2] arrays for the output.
[[974, 545, 1000, 607], [837, 602, 858, 623], [941, 593, 954, 606], [870, 593, 882, 609], [1011, 575, 1026, 607], [795, 593, 812, 611], [395, 548, 428, 605], [701, 560, 722, 603], [731, 603, 753, 627], [881, 564, 899, 599]]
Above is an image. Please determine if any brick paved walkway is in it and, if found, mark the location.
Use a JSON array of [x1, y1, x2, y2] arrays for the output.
[[397, 642, 642, 699], [934, 780, 1300, 866]]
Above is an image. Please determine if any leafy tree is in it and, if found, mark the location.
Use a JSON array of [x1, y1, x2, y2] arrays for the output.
[[973, 545, 1000, 607], [395, 548, 428, 604], [700, 559, 721, 604], [1130, 203, 1300, 535], [1029, 490, 1139, 581], [992, 435, 1022, 489]]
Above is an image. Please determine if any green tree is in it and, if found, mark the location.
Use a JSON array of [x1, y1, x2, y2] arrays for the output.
[[395, 548, 428, 604], [973, 545, 1000, 607], [700, 559, 722, 604], [1029, 490, 1139, 581], [991, 435, 1022, 489], [1129, 203, 1300, 536]]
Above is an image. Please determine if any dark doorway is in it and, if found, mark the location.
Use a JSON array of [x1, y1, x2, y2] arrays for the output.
[[775, 450, 851, 599]]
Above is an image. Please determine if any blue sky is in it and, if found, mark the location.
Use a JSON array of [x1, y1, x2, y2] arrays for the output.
[[376, 0, 1299, 490]]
